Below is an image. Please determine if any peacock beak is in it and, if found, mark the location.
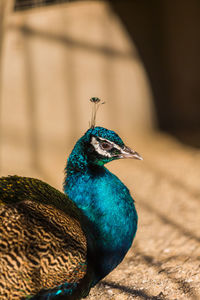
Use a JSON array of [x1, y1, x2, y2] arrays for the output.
[[120, 145, 143, 160]]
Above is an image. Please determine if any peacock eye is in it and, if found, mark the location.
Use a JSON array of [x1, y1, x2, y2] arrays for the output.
[[100, 142, 113, 151]]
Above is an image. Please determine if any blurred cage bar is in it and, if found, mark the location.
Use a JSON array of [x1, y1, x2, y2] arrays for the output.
[[14, 0, 77, 11]]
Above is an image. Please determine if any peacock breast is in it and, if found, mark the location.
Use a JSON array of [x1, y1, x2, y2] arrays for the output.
[[65, 167, 138, 282]]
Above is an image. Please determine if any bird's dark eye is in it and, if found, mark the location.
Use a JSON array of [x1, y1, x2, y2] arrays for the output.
[[100, 142, 113, 151]]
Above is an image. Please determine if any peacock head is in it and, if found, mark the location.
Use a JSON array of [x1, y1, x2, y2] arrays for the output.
[[83, 126, 143, 166], [67, 98, 143, 171]]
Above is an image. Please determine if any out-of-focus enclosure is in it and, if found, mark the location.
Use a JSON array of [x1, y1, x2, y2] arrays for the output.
[[0, 0, 156, 185], [0, 1, 200, 299]]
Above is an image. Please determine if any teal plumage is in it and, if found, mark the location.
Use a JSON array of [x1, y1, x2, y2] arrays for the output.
[[0, 125, 142, 299]]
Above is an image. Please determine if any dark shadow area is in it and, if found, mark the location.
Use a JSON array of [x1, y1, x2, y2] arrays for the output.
[[169, 130, 200, 148], [100, 280, 167, 300], [9, 23, 135, 60], [14, 0, 77, 11], [109, 0, 200, 148], [126, 251, 200, 266], [138, 198, 200, 243], [134, 245, 199, 300]]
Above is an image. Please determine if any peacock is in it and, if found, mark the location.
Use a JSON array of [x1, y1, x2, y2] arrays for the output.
[[0, 98, 142, 299]]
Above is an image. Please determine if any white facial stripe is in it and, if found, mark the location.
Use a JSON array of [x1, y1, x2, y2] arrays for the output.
[[90, 137, 112, 157], [97, 137, 122, 151]]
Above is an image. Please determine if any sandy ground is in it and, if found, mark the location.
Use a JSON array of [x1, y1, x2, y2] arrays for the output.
[[1, 131, 200, 299]]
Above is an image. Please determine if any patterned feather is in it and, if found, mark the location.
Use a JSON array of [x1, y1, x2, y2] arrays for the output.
[[0, 176, 91, 299]]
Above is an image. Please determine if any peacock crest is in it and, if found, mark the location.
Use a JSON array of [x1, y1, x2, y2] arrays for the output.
[[89, 97, 105, 128]]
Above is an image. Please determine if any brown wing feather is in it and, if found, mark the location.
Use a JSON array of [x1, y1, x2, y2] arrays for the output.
[[0, 177, 87, 299]]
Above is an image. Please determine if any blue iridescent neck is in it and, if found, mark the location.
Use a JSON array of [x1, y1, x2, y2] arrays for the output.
[[64, 129, 138, 284]]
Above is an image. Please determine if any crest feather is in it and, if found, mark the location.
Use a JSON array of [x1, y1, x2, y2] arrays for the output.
[[89, 97, 105, 128]]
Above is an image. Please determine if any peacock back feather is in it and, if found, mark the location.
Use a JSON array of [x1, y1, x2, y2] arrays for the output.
[[0, 176, 91, 299]]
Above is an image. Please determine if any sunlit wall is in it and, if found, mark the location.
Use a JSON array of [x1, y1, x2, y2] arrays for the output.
[[0, 1, 156, 186]]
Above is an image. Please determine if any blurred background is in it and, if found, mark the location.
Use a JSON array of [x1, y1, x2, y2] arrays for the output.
[[0, 0, 156, 185], [0, 1, 200, 299], [1, 0, 200, 182]]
